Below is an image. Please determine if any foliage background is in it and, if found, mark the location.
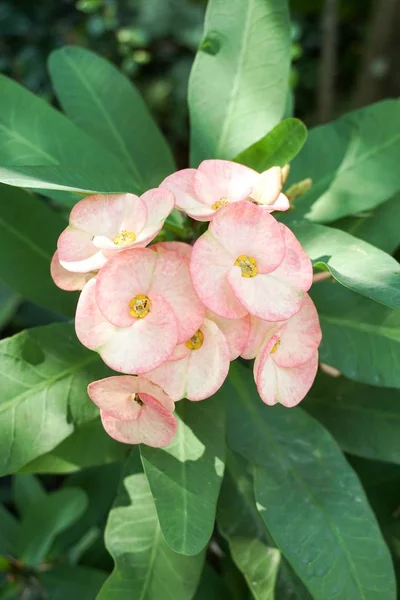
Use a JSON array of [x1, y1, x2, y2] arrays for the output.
[[1, 0, 400, 598]]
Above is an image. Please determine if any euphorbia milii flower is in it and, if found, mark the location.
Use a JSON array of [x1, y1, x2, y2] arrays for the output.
[[160, 160, 289, 221], [242, 294, 322, 407], [206, 311, 250, 360], [88, 375, 177, 447], [57, 190, 174, 273], [191, 201, 312, 320], [143, 318, 230, 401], [75, 247, 205, 374], [51, 251, 95, 291]]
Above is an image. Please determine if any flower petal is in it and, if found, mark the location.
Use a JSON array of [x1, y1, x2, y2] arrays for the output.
[[210, 201, 285, 273], [153, 241, 193, 262], [207, 310, 250, 360], [191, 230, 248, 319], [135, 188, 175, 245], [160, 168, 214, 220], [88, 375, 174, 421], [194, 160, 257, 207], [70, 193, 144, 237], [76, 279, 178, 373], [50, 251, 95, 291], [272, 294, 322, 368], [249, 166, 282, 206], [100, 397, 177, 447], [96, 248, 157, 327], [254, 349, 318, 408], [58, 227, 104, 273], [144, 318, 230, 401], [151, 248, 205, 343]]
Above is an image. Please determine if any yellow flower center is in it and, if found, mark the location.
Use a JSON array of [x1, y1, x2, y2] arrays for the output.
[[113, 230, 136, 247], [270, 338, 281, 354], [129, 295, 151, 318], [234, 255, 258, 278], [211, 197, 229, 211], [185, 329, 204, 350]]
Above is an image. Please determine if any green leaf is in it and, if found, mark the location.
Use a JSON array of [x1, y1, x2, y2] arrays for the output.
[[0, 74, 134, 197], [194, 565, 231, 600], [291, 221, 400, 308], [0, 505, 19, 556], [0, 184, 76, 316], [189, 0, 291, 165], [98, 451, 205, 600], [217, 450, 280, 600], [141, 395, 225, 555], [311, 281, 400, 388], [38, 565, 107, 600], [284, 100, 400, 223], [234, 118, 307, 172], [12, 474, 46, 517], [18, 487, 88, 566], [304, 373, 400, 464], [335, 192, 400, 255], [21, 419, 127, 474], [0, 282, 20, 330], [48, 46, 175, 192], [0, 323, 109, 476], [226, 362, 396, 600]]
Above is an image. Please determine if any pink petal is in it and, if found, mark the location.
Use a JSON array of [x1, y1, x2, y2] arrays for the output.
[[272, 224, 313, 291], [191, 230, 248, 319], [144, 318, 230, 401], [240, 316, 275, 359], [272, 294, 322, 368], [88, 375, 174, 421], [160, 168, 214, 220], [194, 160, 257, 208], [70, 193, 145, 237], [270, 193, 290, 212], [96, 248, 157, 327], [228, 267, 304, 321], [50, 251, 95, 291], [249, 167, 282, 207], [151, 248, 205, 343], [100, 396, 177, 447], [57, 227, 103, 271], [254, 349, 319, 408], [135, 188, 175, 245], [75, 279, 178, 374], [153, 241, 193, 262], [207, 310, 251, 360], [210, 201, 285, 273]]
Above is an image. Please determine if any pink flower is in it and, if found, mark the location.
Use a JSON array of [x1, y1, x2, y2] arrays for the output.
[[160, 160, 289, 221], [190, 201, 312, 320], [75, 247, 205, 374], [57, 190, 174, 273], [206, 310, 250, 360], [243, 294, 322, 407], [50, 251, 95, 291], [88, 375, 177, 447], [143, 318, 230, 401]]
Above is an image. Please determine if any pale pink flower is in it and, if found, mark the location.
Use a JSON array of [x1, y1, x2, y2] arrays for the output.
[[191, 201, 312, 320], [143, 318, 230, 401], [160, 160, 289, 221], [151, 241, 193, 262], [50, 251, 95, 291], [88, 375, 177, 447], [75, 247, 205, 374], [206, 310, 250, 360], [244, 294, 322, 407], [57, 190, 174, 273]]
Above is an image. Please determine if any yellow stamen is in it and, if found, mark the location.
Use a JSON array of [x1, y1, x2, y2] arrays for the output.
[[270, 338, 281, 354], [212, 197, 229, 211], [113, 230, 136, 247], [185, 329, 204, 350], [234, 255, 258, 278], [129, 295, 151, 318]]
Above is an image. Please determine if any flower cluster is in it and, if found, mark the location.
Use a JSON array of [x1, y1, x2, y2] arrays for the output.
[[51, 160, 322, 448]]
